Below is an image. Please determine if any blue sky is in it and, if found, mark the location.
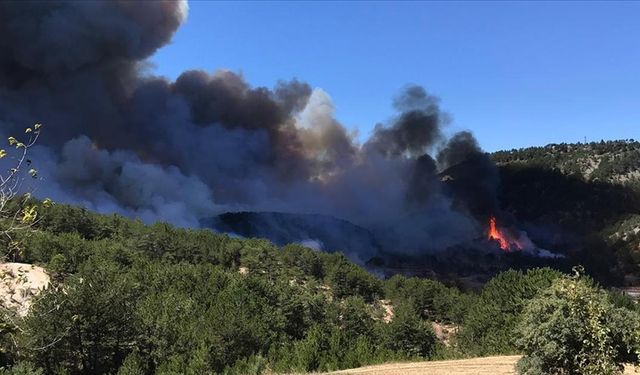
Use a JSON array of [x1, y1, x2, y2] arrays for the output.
[[152, 1, 640, 152]]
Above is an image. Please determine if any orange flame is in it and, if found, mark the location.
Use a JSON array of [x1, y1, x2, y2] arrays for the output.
[[488, 216, 511, 251], [487, 216, 530, 252]]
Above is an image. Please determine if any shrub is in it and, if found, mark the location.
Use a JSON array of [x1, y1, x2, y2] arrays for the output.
[[516, 274, 640, 375]]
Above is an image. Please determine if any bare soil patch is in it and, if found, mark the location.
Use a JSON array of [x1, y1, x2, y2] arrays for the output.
[[0, 262, 50, 317]]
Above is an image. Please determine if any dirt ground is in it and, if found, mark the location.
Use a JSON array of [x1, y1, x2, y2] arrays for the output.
[[326, 355, 639, 375], [0, 262, 50, 317]]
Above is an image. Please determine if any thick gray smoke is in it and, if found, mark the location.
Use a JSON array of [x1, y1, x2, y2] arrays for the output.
[[0, 0, 499, 256]]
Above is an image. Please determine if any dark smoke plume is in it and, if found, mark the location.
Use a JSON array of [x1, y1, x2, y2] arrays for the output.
[[0, 0, 499, 257], [437, 131, 500, 218]]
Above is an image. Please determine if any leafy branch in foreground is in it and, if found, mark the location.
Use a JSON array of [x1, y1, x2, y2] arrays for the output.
[[0, 124, 52, 260]]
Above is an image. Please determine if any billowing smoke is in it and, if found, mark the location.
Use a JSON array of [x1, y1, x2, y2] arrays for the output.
[[0, 0, 499, 257]]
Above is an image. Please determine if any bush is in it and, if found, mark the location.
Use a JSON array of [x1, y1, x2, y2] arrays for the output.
[[516, 274, 640, 375]]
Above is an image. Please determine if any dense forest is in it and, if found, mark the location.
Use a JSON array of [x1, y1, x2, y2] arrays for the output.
[[0, 203, 638, 374], [492, 140, 640, 285]]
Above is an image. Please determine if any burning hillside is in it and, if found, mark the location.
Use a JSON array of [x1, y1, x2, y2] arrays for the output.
[[484, 216, 564, 261], [488, 216, 533, 252]]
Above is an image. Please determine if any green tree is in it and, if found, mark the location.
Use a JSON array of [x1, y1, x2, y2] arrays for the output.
[[116, 351, 147, 375], [21, 253, 141, 374], [382, 302, 436, 358], [458, 268, 561, 355], [384, 275, 472, 323], [516, 274, 640, 375]]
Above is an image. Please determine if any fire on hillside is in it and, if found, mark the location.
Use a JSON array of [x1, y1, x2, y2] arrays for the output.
[[487, 216, 531, 252]]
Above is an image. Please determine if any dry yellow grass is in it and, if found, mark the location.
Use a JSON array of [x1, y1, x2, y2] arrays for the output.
[[325, 355, 639, 375], [326, 356, 520, 375]]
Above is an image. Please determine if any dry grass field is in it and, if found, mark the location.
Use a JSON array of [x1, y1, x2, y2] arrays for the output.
[[326, 355, 639, 375]]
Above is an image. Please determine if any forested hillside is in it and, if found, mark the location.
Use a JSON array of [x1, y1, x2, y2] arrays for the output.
[[492, 140, 640, 284], [493, 139, 640, 184], [2, 203, 635, 374], [0, 204, 459, 374]]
